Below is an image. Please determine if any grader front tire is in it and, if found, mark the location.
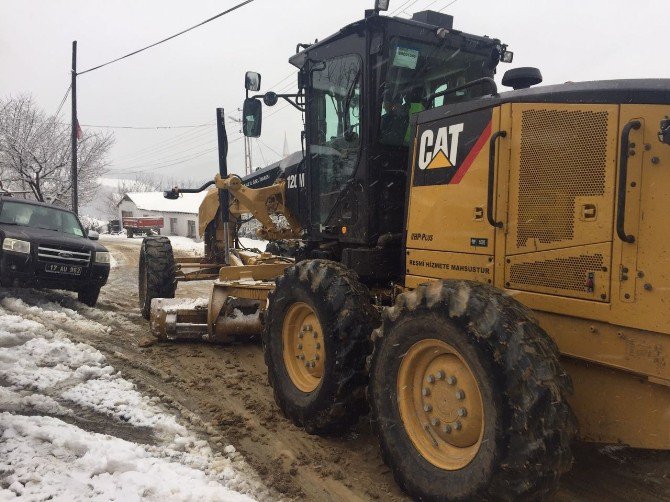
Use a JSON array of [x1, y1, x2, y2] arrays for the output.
[[368, 280, 576, 501], [139, 237, 177, 320], [263, 259, 379, 434]]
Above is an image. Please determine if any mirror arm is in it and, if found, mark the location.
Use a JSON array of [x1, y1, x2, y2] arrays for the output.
[[249, 92, 305, 112], [163, 180, 216, 199], [280, 95, 305, 112]]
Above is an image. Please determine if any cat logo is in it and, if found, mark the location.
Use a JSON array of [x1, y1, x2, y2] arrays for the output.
[[413, 109, 492, 187], [417, 123, 464, 170]]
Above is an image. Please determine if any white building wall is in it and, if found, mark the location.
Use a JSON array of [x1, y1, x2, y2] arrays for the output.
[[117, 200, 201, 242]]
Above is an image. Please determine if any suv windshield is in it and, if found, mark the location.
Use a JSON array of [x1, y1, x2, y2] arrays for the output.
[[0, 201, 85, 237], [380, 36, 496, 146]]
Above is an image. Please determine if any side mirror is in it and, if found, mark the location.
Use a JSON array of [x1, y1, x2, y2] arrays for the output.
[[243, 98, 263, 138], [245, 71, 261, 92], [88, 230, 100, 240]]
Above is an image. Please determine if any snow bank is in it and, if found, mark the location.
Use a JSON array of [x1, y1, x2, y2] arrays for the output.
[[0, 413, 254, 502], [0, 298, 266, 501]]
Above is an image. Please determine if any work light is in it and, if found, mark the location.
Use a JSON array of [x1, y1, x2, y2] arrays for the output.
[[375, 0, 390, 12]]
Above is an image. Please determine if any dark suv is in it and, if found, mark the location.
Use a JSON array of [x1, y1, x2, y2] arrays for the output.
[[0, 197, 110, 307]]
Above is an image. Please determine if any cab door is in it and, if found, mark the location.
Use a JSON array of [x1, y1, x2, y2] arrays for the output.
[[305, 36, 366, 243]]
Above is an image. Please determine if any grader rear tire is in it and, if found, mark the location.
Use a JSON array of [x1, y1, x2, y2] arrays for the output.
[[368, 280, 576, 501], [139, 236, 176, 320], [263, 259, 379, 434]]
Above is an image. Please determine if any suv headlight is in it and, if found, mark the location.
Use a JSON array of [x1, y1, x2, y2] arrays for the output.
[[2, 238, 31, 254], [95, 251, 111, 264]]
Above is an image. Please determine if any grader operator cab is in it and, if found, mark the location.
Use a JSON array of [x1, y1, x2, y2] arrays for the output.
[[139, 4, 670, 500]]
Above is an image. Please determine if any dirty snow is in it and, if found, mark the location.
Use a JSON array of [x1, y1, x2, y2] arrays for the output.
[[0, 297, 264, 501]]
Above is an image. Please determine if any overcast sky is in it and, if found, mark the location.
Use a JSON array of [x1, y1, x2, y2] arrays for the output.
[[1, 0, 668, 184]]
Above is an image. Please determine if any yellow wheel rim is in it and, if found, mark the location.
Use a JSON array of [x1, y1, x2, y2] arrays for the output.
[[397, 338, 484, 470], [282, 302, 325, 392]]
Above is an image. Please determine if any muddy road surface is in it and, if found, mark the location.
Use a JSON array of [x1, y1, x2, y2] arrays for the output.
[[3, 237, 668, 501]]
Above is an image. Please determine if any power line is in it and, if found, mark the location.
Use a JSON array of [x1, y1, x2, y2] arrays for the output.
[[113, 132, 242, 170], [112, 136, 243, 175], [113, 125, 214, 162], [254, 138, 267, 166], [54, 85, 71, 117], [390, 0, 415, 15], [77, 0, 256, 76], [257, 137, 282, 157], [438, 0, 459, 13], [80, 122, 213, 130]]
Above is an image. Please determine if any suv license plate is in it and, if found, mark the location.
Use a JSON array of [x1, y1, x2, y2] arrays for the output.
[[45, 263, 83, 276]]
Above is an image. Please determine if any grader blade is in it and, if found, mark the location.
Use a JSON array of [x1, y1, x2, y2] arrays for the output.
[[150, 298, 210, 341], [150, 276, 279, 343]]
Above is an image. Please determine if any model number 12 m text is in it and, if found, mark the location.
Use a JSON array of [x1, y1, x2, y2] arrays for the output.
[[286, 173, 305, 189]]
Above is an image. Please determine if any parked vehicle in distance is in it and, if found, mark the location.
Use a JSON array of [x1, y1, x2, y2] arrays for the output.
[[122, 216, 164, 238], [0, 197, 110, 307]]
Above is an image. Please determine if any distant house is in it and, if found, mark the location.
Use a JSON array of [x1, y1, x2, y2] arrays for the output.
[[117, 191, 209, 242]]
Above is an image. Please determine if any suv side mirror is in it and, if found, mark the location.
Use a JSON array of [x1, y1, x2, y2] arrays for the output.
[[245, 71, 261, 92], [88, 230, 100, 240], [243, 98, 263, 138]]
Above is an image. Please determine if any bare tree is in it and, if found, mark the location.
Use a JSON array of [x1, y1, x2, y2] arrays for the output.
[[0, 94, 113, 206]]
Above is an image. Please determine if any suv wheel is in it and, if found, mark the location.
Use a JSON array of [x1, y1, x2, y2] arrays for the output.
[[78, 286, 101, 307]]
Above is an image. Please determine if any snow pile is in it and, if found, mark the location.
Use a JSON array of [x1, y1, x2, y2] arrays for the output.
[[0, 299, 265, 501], [0, 413, 254, 501]]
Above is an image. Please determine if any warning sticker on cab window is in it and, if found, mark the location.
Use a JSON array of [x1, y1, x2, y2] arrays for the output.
[[393, 47, 419, 69]]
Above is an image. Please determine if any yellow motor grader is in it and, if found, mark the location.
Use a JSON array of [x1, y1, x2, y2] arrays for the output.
[[139, 3, 670, 500]]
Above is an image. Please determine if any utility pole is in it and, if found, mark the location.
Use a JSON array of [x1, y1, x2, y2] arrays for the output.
[[70, 41, 78, 214], [228, 110, 252, 176]]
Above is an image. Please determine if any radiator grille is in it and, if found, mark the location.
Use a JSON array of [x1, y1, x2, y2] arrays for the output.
[[517, 109, 609, 248], [37, 245, 91, 265], [509, 254, 604, 293]]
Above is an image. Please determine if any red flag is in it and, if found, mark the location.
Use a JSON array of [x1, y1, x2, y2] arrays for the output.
[[75, 119, 83, 140]]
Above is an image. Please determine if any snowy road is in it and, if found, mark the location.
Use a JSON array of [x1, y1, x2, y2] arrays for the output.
[[1, 235, 669, 501]]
